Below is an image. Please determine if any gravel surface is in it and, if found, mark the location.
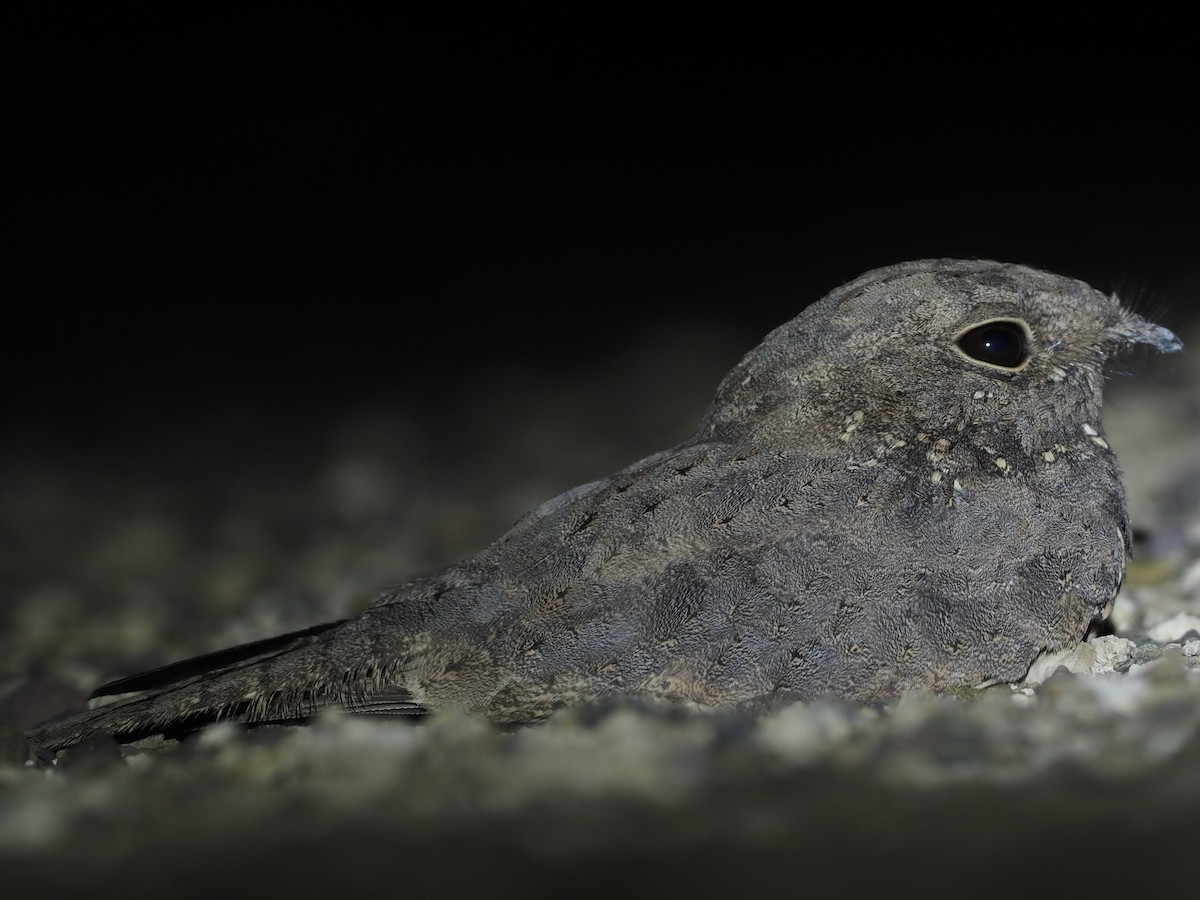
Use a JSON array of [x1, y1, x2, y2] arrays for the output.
[[2, 318, 1197, 899]]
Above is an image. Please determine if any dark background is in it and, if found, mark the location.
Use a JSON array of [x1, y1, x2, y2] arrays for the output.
[[9, 22, 1198, 442]]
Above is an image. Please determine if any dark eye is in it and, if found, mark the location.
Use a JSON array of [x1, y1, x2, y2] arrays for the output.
[[956, 320, 1030, 369]]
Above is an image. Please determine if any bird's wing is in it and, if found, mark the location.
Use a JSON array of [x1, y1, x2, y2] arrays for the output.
[[89, 620, 347, 698]]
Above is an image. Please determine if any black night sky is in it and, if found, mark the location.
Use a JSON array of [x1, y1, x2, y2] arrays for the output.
[[9, 24, 1198, 442]]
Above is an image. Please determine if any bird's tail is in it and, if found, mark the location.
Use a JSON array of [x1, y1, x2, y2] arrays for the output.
[[26, 618, 421, 752]]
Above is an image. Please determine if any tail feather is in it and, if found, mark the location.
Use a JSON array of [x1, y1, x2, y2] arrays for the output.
[[26, 620, 423, 752]]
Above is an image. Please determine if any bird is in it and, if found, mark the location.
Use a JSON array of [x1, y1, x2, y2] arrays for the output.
[[27, 258, 1182, 752]]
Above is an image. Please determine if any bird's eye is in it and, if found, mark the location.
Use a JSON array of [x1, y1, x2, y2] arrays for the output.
[[955, 319, 1030, 370]]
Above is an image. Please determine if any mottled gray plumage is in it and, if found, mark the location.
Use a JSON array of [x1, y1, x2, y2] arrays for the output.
[[29, 259, 1182, 751]]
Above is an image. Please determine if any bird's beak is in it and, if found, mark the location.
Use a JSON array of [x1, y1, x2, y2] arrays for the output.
[[1106, 311, 1183, 354]]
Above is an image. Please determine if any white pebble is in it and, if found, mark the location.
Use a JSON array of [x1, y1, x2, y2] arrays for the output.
[[1147, 613, 1200, 644]]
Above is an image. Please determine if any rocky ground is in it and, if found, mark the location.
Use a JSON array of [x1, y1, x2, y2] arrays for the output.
[[2, 314, 1197, 899]]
